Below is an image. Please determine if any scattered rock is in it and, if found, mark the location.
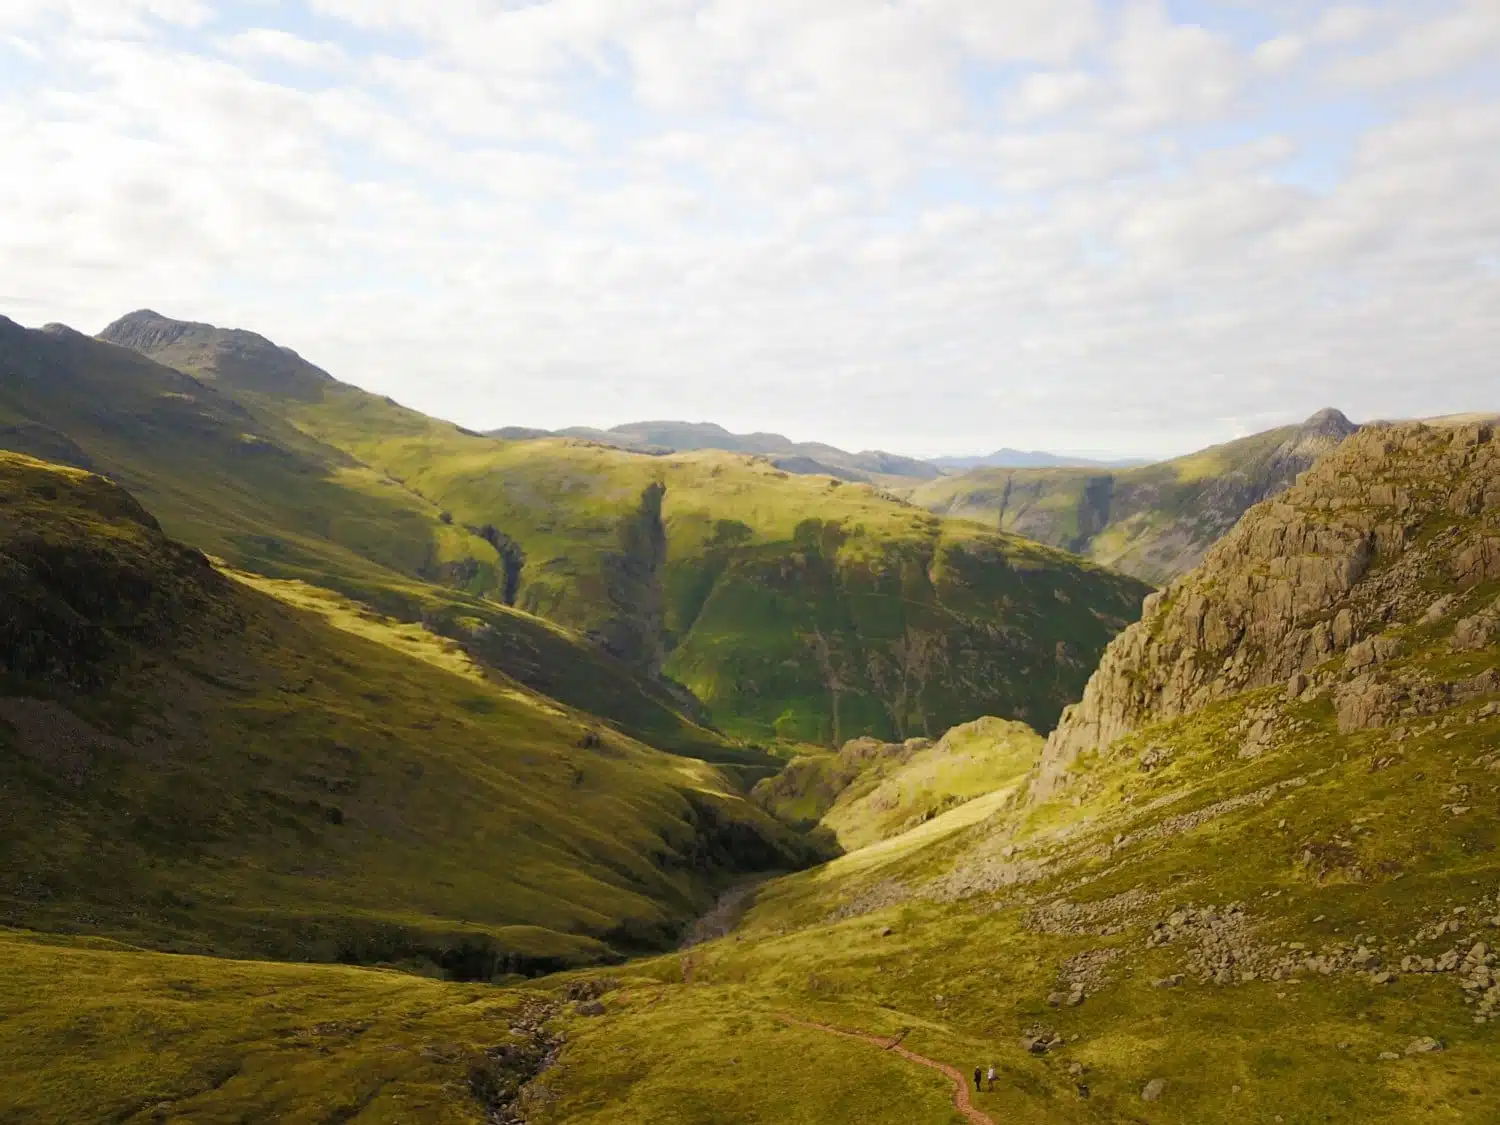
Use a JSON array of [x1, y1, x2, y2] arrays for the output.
[[1404, 1037, 1444, 1055], [1141, 1078, 1167, 1102]]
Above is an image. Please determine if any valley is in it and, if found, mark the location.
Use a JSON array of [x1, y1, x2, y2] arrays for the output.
[[1, 311, 1496, 1124]]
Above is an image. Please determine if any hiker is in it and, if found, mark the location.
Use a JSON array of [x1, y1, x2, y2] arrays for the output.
[[973, 1066, 982, 1093], [987, 1064, 997, 1091]]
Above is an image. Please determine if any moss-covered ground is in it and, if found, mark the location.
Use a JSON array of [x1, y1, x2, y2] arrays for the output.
[[0, 929, 550, 1125]]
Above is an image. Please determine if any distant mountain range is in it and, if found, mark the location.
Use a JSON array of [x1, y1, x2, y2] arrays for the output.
[[486, 420, 944, 482], [487, 421, 1146, 481], [928, 449, 1150, 470]]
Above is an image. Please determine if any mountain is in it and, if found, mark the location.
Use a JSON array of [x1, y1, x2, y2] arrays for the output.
[[910, 407, 1360, 584], [484, 417, 944, 483], [95, 309, 1152, 746], [0, 314, 762, 777], [929, 449, 1150, 471], [6, 346, 1498, 1124], [504, 418, 1500, 1124], [0, 451, 814, 970]]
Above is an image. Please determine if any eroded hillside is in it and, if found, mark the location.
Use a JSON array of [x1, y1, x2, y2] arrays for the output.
[[911, 408, 1359, 584], [0, 314, 771, 774]]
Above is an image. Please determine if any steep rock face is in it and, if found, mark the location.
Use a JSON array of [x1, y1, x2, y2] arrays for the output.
[[1036, 420, 1500, 798], [913, 409, 1360, 584]]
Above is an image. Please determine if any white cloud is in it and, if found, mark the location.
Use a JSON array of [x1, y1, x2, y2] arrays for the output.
[[220, 28, 348, 70], [2, 0, 1498, 458], [1006, 70, 1101, 120], [1328, 0, 1500, 88], [1107, 1, 1247, 129]]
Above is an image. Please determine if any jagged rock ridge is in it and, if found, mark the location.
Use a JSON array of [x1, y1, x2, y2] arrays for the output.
[[1037, 419, 1500, 798]]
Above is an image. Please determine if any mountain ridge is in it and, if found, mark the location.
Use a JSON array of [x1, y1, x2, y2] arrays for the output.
[[485, 418, 945, 483], [910, 407, 1361, 584], [86, 309, 1153, 747]]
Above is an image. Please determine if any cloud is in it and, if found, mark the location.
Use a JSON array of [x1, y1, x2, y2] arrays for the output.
[[1106, 1, 1248, 129], [1327, 0, 1500, 88], [2, 0, 1498, 459], [220, 28, 348, 70]]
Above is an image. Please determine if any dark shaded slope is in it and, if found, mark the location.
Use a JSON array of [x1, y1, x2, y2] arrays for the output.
[[0, 316, 761, 772], [0, 452, 814, 969]]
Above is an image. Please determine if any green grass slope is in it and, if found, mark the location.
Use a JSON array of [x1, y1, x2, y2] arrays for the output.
[[910, 408, 1359, 584], [518, 421, 1500, 1124], [98, 310, 1150, 746], [0, 452, 813, 971], [0, 315, 761, 773], [820, 717, 1042, 851], [0, 930, 557, 1125], [751, 716, 1041, 851]]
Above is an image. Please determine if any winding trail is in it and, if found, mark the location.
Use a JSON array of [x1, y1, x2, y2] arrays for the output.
[[778, 1015, 997, 1125]]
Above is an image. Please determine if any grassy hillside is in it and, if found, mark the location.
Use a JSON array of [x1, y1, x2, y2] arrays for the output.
[[0, 452, 813, 971], [910, 408, 1359, 584], [752, 717, 1041, 851], [98, 311, 1150, 746], [0, 929, 559, 1125], [504, 421, 1500, 1124], [819, 718, 1041, 851], [0, 315, 765, 774]]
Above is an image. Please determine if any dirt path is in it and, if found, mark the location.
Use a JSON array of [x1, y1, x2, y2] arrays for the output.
[[778, 1015, 997, 1125]]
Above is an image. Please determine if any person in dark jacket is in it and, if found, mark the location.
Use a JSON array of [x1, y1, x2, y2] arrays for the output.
[[974, 1066, 982, 1092]]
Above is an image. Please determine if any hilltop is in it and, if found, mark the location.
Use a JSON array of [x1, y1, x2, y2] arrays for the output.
[[910, 408, 1360, 584], [91, 310, 1151, 746]]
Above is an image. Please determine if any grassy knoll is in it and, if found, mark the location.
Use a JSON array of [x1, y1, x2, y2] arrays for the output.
[[819, 718, 1042, 851], [0, 929, 551, 1125], [0, 452, 811, 970], [752, 717, 1041, 851]]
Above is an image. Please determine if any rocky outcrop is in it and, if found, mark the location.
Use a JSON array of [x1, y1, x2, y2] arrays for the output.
[[1036, 420, 1500, 798]]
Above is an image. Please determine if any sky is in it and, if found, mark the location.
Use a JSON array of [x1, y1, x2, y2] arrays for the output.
[[1, 1, 1498, 459]]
